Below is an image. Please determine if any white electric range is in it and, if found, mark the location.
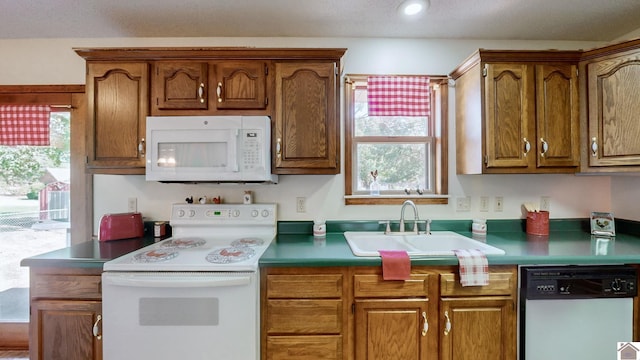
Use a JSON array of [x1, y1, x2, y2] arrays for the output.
[[101, 203, 276, 360]]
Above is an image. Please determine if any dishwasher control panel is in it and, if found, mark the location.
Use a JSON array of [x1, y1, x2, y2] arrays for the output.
[[521, 265, 637, 299]]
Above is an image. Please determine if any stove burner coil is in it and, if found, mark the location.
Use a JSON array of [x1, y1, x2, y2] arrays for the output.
[[231, 238, 264, 247], [133, 249, 179, 263], [160, 237, 206, 249], [206, 247, 255, 264]]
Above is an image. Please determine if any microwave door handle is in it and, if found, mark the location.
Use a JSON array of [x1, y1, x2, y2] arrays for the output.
[[104, 274, 251, 288]]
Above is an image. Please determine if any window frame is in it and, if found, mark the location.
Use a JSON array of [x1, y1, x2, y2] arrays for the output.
[[343, 74, 449, 205]]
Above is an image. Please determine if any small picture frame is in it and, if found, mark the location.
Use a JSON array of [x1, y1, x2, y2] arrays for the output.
[[590, 211, 615, 237]]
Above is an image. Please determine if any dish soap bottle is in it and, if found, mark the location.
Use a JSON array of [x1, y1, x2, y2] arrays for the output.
[[370, 170, 380, 196]]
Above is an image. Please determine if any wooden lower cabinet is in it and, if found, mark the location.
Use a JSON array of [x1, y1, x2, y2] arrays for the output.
[[354, 299, 431, 360], [30, 300, 102, 360], [28, 267, 103, 360], [261, 265, 517, 360], [439, 297, 515, 360]]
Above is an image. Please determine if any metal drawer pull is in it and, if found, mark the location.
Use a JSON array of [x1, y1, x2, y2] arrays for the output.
[[276, 138, 282, 158], [93, 314, 102, 340], [421, 311, 428, 336], [540, 138, 548, 157], [591, 137, 598, 157], [217, 82, 223, 103], [198, 83, 205, 103], [444, 310, 451, 335], [138, 138, 145, 157], [523, 138, 531, 156]]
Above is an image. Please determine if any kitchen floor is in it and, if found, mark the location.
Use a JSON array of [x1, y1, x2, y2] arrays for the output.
[[0, 350, 28, 359]]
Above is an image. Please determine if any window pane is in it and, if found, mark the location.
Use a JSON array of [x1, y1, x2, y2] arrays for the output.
[[356, 143, 429, 192], [354, 89, 427, 136]]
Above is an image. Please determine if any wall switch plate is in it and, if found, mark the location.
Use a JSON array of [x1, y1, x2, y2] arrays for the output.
[[456, 196, 471, 212], [127, 197, 137, 212], [479, 196, 490, 212], [495, 196, 504, 212], [296, 197, 306, 213], [540, 196, 551, 211]]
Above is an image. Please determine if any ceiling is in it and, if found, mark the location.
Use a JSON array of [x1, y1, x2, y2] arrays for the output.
[[2, 0, 640, 42]]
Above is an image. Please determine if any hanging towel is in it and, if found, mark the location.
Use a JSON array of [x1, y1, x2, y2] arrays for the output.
[[453, 249, 489, 286], [378, 250, 411, 280]]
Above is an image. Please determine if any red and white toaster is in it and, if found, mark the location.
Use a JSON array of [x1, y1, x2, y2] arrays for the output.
[[99, 212, 144, 241]]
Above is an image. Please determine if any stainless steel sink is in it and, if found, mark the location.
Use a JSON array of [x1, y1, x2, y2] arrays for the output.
[[343, 231, 505, 257]]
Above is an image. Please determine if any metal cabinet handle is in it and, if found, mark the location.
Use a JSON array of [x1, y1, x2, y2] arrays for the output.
[[421, 311, 429, 336], [591, 137, 598, 157], [444, 310, 451, 335], [523, 138, 531, 157], [216, 82, 223, 103], [92, 314, 102, 340], [138, 138, 145, 157], [540, 138, 548, 157], [198, 83, 205, 104], [276, 138, 282, 158]]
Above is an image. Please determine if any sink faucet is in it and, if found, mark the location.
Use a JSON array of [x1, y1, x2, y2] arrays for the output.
[[400, 200, 419, 234]]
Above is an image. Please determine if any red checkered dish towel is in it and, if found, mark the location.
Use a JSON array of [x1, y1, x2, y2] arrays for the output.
[[453, 249, 489, 286], [0, 105, 51, 146]]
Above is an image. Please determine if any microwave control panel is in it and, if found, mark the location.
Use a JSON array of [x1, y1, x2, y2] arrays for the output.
[[240, 129, 264, 171]]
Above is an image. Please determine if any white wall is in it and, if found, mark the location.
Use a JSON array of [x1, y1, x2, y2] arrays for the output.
[[0, 37, 622, 230]]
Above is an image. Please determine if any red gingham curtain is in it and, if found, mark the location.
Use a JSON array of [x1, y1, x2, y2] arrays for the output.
[[0, 105, 51, 146], [367, 76, 430, 117]]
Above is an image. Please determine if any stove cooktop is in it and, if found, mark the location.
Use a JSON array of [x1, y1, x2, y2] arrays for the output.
[[103, 203, 276, 272]]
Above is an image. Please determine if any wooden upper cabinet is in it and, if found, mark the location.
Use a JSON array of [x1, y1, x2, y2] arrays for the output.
[[215, 61, 269, 110], [152, 61, 208, 111], [274, 62, 339, 174], [86, 62, 148, 174], [451, 50, 581, 174], [581, 39, 640, 171], [151, 60, 269, 115]]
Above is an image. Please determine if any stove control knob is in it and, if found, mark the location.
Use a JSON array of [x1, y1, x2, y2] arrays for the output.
[[188, 210, 196, 217], [251, 210, 259, 217], [611, 279, 623, 292], [177, 209, 185, 217], [261, 209, 270, 218], [232, 210, 241, 217]]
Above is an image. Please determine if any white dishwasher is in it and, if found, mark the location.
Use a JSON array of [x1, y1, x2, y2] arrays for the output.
[[519, 265, 637, 360]]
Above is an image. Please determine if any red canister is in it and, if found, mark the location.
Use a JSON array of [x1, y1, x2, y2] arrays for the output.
[[526, 211, 549, 236]]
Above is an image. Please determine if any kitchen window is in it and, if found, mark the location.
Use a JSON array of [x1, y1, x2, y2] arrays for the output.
[[344, 74, 448, 205]]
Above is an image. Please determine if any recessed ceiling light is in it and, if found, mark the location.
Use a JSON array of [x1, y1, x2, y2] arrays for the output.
[[398, 0, 429, 16]]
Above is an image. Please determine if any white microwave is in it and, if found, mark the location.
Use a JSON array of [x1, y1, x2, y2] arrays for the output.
[[145, 116, 278, 183]]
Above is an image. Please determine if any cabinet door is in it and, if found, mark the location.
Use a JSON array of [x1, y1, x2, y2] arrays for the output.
[[484, 63, 535, 169], [535, 64, 579, 168], [30, 300, 102, 360], [354, 299, 434, 360], [274, 62, 339, 174], [152, 61, 208, 111], [587, 53, 640, 167], [440, 297, 516, 360], [214, 61, 268, 110], [87, 62, 148, 173]]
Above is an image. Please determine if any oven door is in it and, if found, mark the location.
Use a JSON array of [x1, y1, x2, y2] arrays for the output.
[[102, 271, 259, 360]]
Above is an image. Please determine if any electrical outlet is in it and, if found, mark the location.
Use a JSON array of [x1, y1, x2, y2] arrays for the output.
[[456, 196, 471, 212], [540, 196, 551, 211], [479, 196, 490, 212], [296, 197, 306, 213], [495, 196, 504, 212], [127, 197, 137, 212]]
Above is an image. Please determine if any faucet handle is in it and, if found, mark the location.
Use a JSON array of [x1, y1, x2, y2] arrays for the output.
[[378, 220, 391, 234]]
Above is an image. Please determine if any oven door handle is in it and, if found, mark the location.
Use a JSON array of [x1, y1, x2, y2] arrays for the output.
[[103, 274, 252, 288]]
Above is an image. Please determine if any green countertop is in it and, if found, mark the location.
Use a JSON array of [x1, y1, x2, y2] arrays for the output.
[[259, 218, 640, 267], [21, 218, 640, 269]]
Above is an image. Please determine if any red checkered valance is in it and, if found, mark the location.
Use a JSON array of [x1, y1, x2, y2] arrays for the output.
[[367, 76, 430, 117], [0, 105, 51, 146]]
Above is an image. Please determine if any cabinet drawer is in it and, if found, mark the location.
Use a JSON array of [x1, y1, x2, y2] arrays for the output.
[[266, 335, 342, 360], [267, 274, 343, 298], [266, 299, 342, 334], [31, 274, 102, 299], [353, 274, 430, 298], [440, 271, 515, 296]]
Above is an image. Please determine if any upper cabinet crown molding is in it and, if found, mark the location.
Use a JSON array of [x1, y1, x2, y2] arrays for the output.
[[74, 47, 347, 61]]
